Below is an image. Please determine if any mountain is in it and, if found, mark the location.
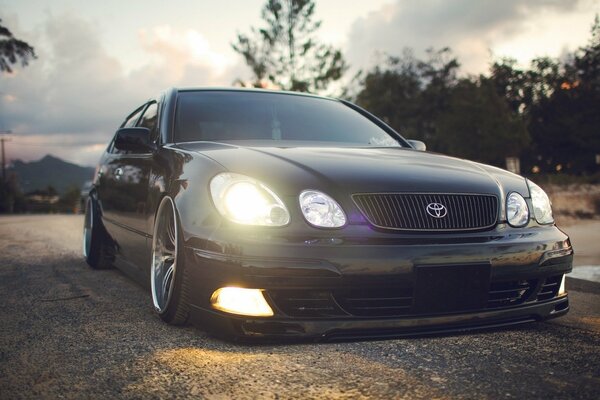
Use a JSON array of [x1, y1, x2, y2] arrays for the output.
[[9, 155, 95, 195]]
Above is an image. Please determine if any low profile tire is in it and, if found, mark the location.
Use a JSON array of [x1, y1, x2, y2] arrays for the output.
[[151, 196, 190, 325], [83, 196, 113, 269]]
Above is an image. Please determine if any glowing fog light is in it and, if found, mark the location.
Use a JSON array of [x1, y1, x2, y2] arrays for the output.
[[210, 287, 274, 317], [559, 274, 566, 295]]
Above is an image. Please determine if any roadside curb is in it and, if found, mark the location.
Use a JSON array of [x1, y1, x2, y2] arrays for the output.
[[566, 276, 600, 295]]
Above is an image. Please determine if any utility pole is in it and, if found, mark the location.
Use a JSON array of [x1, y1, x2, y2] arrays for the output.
[[0, 130, 12, 182]]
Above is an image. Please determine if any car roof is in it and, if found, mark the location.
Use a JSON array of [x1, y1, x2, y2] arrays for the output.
[[172, 87, 339, 102]]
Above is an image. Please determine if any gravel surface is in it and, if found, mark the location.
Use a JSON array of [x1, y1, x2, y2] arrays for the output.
[[1, 215, 599, 399]]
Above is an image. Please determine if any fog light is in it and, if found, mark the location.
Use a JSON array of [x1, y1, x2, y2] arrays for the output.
[[210, 287, 274, 317], [559, 274, 566, 295]]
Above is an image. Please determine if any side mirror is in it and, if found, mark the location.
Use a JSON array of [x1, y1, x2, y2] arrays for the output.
[[114, 127, 155, 153], [407, 139, 426, 151]]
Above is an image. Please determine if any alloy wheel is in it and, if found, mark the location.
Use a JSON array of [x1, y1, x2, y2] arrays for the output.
[[151, 197, 178, 313], [83, 197, 93, 258]]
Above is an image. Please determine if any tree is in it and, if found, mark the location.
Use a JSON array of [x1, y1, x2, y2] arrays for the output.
[[354, 17, 599, 175], [490, 58, 529, 115], [0, 172, 26, 213], [355, 48, 461, 145], [355, 47, 529, 167], [574, 14, 600, 90], [415, 48, 460, 148], [436, 78, 529, 166], [526, 15, 600, 175], [487, 16, 600, 175], [232, 0, 347, 92], [491, 56, 562, 117], [0, 18, 36, 73], [355, 50, 422, 139]]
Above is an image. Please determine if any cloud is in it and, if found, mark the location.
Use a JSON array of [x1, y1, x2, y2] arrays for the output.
[[0, 14, 241, 166], [139, 25, 234, 79], [2, 2, 596, 166], [345, 0, 595, 74]]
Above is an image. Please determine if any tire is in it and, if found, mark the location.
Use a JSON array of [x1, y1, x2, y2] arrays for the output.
[[83, 196, 114, 269], [151, 196, 190, 325]]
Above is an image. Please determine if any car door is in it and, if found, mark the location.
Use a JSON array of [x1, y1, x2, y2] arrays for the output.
[[98, 101, 159, 271], [98, 103, 145, 231]]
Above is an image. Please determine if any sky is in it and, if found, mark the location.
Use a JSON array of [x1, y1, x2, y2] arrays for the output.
[[0, 0, 598, 166]]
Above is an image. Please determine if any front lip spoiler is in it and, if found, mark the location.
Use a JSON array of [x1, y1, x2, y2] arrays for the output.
[[323, 316, 537, 342], [191, 295, 569, 341]]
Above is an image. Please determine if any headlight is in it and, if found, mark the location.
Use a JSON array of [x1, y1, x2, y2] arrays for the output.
[[210, 173, 290, 226], [299, 190, 346, 228], [506, 192, 529, 227], [528, 180, 554, 224]]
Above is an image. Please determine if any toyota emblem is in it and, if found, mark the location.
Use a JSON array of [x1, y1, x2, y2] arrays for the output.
[[426, 203, 447, 218]]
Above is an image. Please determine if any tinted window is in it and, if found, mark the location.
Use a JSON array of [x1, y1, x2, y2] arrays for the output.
[[123, 106, 145, 128], [174, 91, 401, 147], [138, 102, 159, 139], [109, 104, 149, 154]]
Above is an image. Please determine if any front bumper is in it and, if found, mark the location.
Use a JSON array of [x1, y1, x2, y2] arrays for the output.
[[182, 223, 573, 340], [193, 295, 569, 341]]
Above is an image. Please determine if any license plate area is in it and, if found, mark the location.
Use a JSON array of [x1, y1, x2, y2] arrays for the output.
[[414, 264, 491, 314]]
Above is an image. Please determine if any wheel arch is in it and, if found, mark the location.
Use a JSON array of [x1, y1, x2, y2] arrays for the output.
[[150, 151, 225, 247]]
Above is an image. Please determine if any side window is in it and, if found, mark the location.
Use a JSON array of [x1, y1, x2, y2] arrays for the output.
[[110, 104, 148, 154], [123, 106, 146, 128], [137, 102, 159, 140]]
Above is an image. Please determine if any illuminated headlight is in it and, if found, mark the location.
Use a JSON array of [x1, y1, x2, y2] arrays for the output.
[[559, 274, 566, 295], [210, 173, 290, 226], [506, 192, 529, 227], [299, 190, 346, 228], [210, 287, 274, 316], [528, 180, 554, 225]]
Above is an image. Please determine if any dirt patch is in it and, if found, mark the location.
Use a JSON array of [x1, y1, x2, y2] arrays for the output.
[[541, 184, 600, 226]]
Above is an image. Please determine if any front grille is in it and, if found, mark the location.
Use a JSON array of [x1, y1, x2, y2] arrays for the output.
[[335, 286, 414, 317], [352, 193, 498, 231], [268, 290, 345, 317], [268, 285, 414, 318], [487, 280, 537, 308]]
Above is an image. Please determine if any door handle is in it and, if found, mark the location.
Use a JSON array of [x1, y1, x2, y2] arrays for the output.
[[114, 168, 124, 180]]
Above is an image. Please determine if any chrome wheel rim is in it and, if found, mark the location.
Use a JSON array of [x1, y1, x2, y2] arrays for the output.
[[83, 197, 93, 258], [151, 197, 177, 313]]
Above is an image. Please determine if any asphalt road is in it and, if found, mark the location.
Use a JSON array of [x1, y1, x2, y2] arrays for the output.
[[1, 215, 599, 399]]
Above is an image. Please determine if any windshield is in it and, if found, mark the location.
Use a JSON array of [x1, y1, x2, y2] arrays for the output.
[[174, 91, 402, 147]]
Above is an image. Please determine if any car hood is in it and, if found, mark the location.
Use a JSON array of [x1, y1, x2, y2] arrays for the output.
[[177, 142, 527, 198]]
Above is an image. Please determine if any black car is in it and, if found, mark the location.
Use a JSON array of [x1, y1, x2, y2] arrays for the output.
[[83, 88, 573, 340]]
